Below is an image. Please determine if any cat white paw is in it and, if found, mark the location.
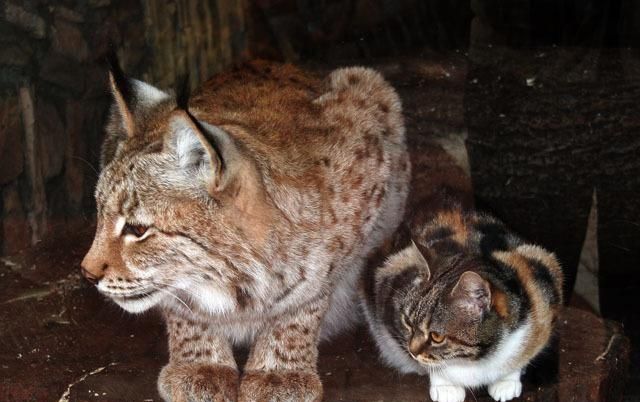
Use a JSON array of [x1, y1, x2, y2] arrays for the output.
[[488, 379, 522, 402], [429, 384, 466, 402]]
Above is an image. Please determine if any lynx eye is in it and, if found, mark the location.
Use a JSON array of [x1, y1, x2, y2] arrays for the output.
[[123, 223, 149, 238], [400, 313, 412, 331], [430, 331, 446, 344]]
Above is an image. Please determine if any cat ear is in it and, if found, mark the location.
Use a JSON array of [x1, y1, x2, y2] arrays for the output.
[[107, 49, 168, 137], [451, 271, 491, 316], [408, 240, 431, 281], [166, 111, 240, 195]]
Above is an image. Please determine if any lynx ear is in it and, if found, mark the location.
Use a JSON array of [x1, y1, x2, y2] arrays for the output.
[[167, 112, 240, 195], [408, 240, 431, 281], [451, 271, 491, 316], [107, 50, 168, 137]]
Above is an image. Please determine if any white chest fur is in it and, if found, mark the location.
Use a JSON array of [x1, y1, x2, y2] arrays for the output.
[[436, 321, 531, 387]]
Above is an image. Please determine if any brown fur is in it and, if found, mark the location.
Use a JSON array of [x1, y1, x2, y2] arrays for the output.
[[491, 287, 510, 319], [492, 246, 563, 368], [158, 363, 239, 402], [82, 60, 410, 401], [239, 370, 322, 402], [434, 210, 469, 245]]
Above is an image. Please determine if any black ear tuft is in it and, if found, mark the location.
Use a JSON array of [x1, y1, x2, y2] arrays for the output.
[[105, 44, 133, 104], [174, 76, 225, 172], [175, 74, 191, 111]]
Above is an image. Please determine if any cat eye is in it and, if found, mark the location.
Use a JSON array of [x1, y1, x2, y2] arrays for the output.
[[430, 331, 446, 344], [122, 223, 149, 238]]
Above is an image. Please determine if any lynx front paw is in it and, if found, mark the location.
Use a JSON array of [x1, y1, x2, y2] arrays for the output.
[[429, 384, 466, 402], [158, 363, 239, 402], [238, 370, 322, 402], [488, 379, 522, 402]]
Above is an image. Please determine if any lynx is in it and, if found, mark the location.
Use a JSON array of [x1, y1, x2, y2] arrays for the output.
[[81, 57, 410, 401]]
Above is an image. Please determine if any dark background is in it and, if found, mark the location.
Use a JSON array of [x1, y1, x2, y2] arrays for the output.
[[0, 0, 638, 400]]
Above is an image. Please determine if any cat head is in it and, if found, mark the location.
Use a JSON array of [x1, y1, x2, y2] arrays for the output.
[[81, 54, 271, 314], [387, 241, 503, 367]]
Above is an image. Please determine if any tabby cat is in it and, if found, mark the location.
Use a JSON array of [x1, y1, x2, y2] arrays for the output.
[[361, 191, 563, 402], [81, 55, 410, 402]]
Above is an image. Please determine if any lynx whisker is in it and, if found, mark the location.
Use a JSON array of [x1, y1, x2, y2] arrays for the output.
[[150, 284, 194, 314], [71, 155, 99, 177], [151, 280, 201, 303]]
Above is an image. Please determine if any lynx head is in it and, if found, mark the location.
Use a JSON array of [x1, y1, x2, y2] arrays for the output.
[[387, 242, 504, 367], [81, 54, 269, 314]]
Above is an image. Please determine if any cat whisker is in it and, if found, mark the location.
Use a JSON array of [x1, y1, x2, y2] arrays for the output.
[[467, 387, 479, 402], [437, 360, 476, 402], [382, 282, 411, 299]]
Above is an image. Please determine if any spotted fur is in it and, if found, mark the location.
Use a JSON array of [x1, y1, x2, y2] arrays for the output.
[[360, 191, 562, 402], [81, 60, 410, 402]]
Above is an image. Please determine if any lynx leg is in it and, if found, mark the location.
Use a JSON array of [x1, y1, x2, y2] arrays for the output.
[[238, 296, 327, 402], [158, 311, 239, 402]]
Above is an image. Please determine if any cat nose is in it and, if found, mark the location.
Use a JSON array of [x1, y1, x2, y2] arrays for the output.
[[409, 334, 427, 356]]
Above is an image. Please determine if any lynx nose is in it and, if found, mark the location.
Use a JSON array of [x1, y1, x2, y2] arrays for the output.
[[81, 249, 107, 285], [81, 266, 103, 284]]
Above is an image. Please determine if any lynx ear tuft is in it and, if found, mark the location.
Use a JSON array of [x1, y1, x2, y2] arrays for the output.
[[105, 48, 168, 138], [451, 271, 491, 316], [107, 48, 135, 137], [175, 74, 191, 111]]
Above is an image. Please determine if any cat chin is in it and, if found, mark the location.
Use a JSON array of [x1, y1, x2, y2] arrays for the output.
[[417, 360, 444, 369], [111, 291, 165, 313]]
